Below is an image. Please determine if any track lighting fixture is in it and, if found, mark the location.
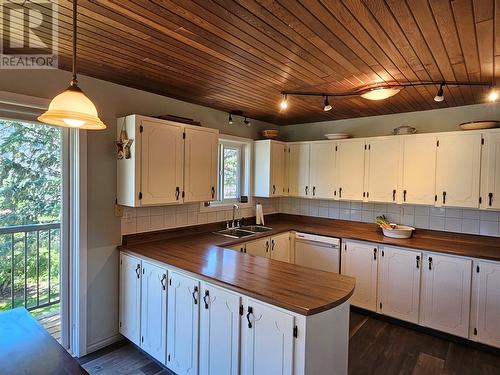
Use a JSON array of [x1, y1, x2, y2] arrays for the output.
[[228, 113, 233, 125], [488, 88, 499, 102], [244, 117, 250, 126], [323, 95, 332, 111], [280, 93, 288, 110], [434, 83, 445, 102]]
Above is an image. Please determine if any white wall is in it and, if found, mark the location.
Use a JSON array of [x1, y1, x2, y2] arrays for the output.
[[0, 69, 278, 352], [280, 103, 500, 141]]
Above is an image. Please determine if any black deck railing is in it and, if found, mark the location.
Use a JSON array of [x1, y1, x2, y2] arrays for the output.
[[0, 223, 61, 312]]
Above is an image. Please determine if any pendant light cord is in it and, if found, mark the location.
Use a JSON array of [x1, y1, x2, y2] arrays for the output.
[[71, 0, 78, 86]]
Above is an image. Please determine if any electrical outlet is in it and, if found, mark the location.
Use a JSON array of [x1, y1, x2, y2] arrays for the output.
[[115, 203, 124, 217]]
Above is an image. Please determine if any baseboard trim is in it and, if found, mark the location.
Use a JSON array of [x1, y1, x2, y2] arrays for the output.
[[86, 333, 123, 355]]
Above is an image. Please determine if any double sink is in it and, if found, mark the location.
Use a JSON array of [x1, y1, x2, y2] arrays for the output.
[[216, 225, 272, 238]]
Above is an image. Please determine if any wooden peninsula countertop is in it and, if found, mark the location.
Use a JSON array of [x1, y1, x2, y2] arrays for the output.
[[120, 214, 500, 315]]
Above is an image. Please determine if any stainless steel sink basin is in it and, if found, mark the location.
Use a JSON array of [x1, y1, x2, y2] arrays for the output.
[[215, 228, 256, 238], [239, 225, 273, 233]]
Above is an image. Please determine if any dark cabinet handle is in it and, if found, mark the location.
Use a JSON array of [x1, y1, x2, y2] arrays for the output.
[[339, 187, 342, 198], [211, 186, 215, 199], [489, 193, 493, 206], [160, 274, 167, 290], [416, 256, 420, 269], [192, 286, 198, 305], [428, 257, 433, 270], [305, 186, 309, 195], [403, 190, 407, 202], [240, 247, 244, 253], [246, 306, 253, 328], [175, 187, 180, 200], [265, 240, 269, 252], [313, 186, 316, 196], [373, 248, 377, 260], [393, 189, 396, 201], [203, 290, 209, 309], [135, 264, 141, 279], [271, 239, 275, 251], [442, 191, 446, 204], [273, 185, 276, 194]]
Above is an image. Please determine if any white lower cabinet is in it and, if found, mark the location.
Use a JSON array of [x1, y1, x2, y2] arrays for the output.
[[167, 272, 200, 375], [270, 232, 291, 262], [241, 297, 294, 375], [140, 261, 168, 363], [199, 282, 241, 375], [378, 246, 421, 324], [341, 240, 378, 311], [119, 253, 142, 346], [245, 237, 270, 257], [242, 233, 291, 261], [470, 260, 500, 348], [420, 253, 472, 338]]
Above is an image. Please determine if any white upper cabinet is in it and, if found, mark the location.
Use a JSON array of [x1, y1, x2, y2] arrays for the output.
[[167, 272, 200, 375], [253, 140, 286, 197], [184, 127, 218, 203], [140, 261, 168, 364], [270, 232, 291, 262], [341, 240, 378, 311], [365, 137, 401, 203], [119, 253, 141, 346], [435, 133, 481, 208], [309, 141, 336, 199], [481, 131, 500, 210], [420, 253, 471, 338], [117, 115, 219, 207], [401, 134, 437, 205], [378, 246, 421, 324], [470, 260, 500, 348], [241, 298, 294, 375], [200, 282, 241, 375], [288, 143, 310, 197], [335, 139, 366, 201]]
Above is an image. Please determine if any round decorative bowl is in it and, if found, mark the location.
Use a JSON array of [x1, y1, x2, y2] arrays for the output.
[[459, 121, 499, 130], [324, 133, 350, 140], [381, 224, 415, 239]]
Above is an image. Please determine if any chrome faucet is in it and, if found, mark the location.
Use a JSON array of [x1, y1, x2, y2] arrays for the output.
[[232, 204, 240, 228]]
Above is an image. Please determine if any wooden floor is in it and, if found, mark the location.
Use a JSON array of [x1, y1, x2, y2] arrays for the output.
[[79, 311, 500, 375], [37, 312, 61, 342]]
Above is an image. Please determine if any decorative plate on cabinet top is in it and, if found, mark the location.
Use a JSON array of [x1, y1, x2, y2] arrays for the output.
[[261, 129, 279, 139], [324, 133, 350, 140], [392, 125, 417, 135], [459, 121, 499, 130]]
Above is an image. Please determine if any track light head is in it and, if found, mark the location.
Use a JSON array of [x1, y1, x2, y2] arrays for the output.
[[434, 83, 445, 102], [323, 95, 332, 111], [228, 113, 233, 125], [488, 88, 499, 102], [244, 117, 250, 126], [280, 93, 288, 110]]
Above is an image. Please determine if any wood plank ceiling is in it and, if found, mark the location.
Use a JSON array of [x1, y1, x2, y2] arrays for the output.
[[18, 1, 500, 124]]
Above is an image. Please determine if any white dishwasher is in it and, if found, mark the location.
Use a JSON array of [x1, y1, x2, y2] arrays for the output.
[[294, 232, 340, 273]]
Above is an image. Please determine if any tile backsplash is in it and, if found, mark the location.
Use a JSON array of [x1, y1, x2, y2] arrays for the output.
[[279, 197, 500, 237], [121, 198, 280, 235]]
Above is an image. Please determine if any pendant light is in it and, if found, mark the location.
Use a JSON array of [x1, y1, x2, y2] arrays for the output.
[[38, 0, 106, 130], [323, 95, 332, 111], [279, 93, 288, 110], [434, 83, 445, 102], [228, 113, 233, 125]]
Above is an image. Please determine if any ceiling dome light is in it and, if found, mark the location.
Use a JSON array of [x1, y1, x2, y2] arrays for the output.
[[360, 87, 401, 101], [434, 83, 445, 102], [280, 94, 288, 110], [323, 95, 332, 111], [488, 89, 499, 102], [38, 0, 105, 130]]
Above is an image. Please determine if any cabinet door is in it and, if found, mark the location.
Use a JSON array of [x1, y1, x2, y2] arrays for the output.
[[245, 237, 270, 258], [341, 241, 378, 311], [270, 232, 291, 263], [241, 298, 294, 375], [481, 132, 500, 209], [271, 142, 285, 196], [140, 261, 167, 364], [336, 139, 365, 201], [119, 253, 141, 346], [365, 137, 401, 203], [401, 135, 437, 205], [283, 145, 290, 196], [140, 119, 184, 205], [167, 272, 200, 375], [288, 143, 310, 197], [200, 283, 241, 375], [184, 127, 218, 202], [309, 141, 336, 199], [436, 133, 481, 208], [421, 253, 471, 338], [470, 260, 500, 348], [378, 246, 421, 324]]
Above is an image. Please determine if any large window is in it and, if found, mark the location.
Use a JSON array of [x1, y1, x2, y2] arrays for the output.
[[218, 141, 244, 204]]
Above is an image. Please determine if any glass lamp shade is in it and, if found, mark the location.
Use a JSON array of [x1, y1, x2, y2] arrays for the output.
[[360, 87, 401, 100], [38, 86, 106, 130]]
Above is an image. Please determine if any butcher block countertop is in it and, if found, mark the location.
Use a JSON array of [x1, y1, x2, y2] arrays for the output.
[[120, 214, 500, 315]]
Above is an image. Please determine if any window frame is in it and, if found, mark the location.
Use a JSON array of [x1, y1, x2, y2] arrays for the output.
[[218, 140, 244, 204]]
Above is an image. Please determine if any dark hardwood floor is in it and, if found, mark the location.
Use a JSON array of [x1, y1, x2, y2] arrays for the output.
[[79, 311, 500, 375]]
